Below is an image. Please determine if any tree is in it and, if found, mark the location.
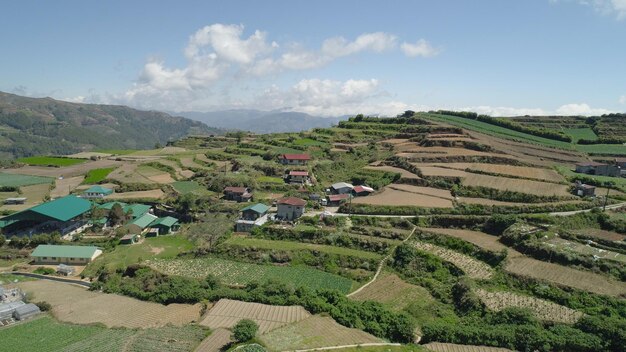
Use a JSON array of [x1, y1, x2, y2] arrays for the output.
[[109, 203, 126, 225], [0, 234, 5, 246], [232, 319, 259, 342]]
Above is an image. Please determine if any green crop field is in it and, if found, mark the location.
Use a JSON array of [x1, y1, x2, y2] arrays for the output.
[[94, 149, 139, 155], [0, 315, 207, 352], [82, 235, 194, 278], [555, 165, 626, 192], [294, 138, 327, 146], [257, 176, 284, 184], [0, 173, 54, 187], [171, 181, 211, 195], [576, 143, 626, 155], [16, 156, 86, 167], [224, 237, 383, 259], [563, 128, 598, 142], [82, 167, 115, 184], [147, 256, 354, 293]]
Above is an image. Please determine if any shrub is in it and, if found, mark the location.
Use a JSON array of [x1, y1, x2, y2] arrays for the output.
[[33, 267, 56, 275], [35, 301, 52, 311], [232, 319, 259, 342]]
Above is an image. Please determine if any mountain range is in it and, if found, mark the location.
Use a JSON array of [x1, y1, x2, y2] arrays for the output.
[[0, 92, 222, 159], [176, 110, 344, 134]]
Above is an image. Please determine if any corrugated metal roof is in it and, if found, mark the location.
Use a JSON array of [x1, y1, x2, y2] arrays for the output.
[[241, 203, 270, 214], [150, 216, 179, 227], [331, 182, 354, 190], [1, 195, 91, 222], [130, 213, 158, 229], [277, 197, 307, 206], [31, 245, 100, 259], [83, 186, 113, 194]]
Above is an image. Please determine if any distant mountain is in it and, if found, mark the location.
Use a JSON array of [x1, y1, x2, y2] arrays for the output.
[[0, 92, 223, 158], [177, 109, 344, 134]]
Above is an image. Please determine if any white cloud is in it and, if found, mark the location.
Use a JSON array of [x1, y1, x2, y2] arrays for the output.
[[557, 0, 626, 20], [401, 39, 441, 58], [321, 32, 397, 57], [619, 95, 626, 104], [185, 24, 275, 64], [555, 103, 613, 115]]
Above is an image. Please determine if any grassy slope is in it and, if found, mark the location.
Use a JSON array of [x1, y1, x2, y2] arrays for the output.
[[16, 156, 86, 166], [82, 167, 115, 184]]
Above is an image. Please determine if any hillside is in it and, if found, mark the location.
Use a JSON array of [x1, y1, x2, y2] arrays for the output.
[[0, 92, 222, 158], [178, 109, 343, 133]]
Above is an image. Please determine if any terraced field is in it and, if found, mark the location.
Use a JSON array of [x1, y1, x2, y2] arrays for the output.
[[199, 299, 310, 334], [411, 242, 494, 279], [573, 228, 625, 242], [462, 173, 571, 197], [424, 342, 514, 352], [353, 187, 454, 208], [364, 165, 421, 179], [505, 256, 626, 296], [474, 288, 583, 324], [350, 272, 433, 311], [17, 280, 202, 328], [418, 228, 507, 253], [260, 315, 383, 351], [428, 163, 564, 182], [146, 257, 354, 293]]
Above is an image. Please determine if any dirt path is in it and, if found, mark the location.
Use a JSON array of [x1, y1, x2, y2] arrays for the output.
[[347, 226, 417, 297], [292, 343, 402, 352]]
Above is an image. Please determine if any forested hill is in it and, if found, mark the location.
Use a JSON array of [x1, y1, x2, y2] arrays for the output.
[[0, 92, 222, 158]]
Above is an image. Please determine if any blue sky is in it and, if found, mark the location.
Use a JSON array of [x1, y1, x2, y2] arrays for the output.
[[1, 0, 625, 116]]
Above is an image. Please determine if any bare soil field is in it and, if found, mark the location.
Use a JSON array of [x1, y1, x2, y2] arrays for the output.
[[462, 173, 571, 197], [379, 138, 410, 145], [396, 147, 500, 157], [194, 328, 232, 352], [352, 187, 453, 208], [148, 173, 177, 184], [475, 288, 583, 324], [180, 156, 206, 169], [350, 272, 433, 311], [2, 159, 121, 178], [388, 184, 454, 200], [574, 228, 625, 242], [457, 197, 583, 208], [412, 242, 494, 279], [428, 163, 564, 182], [199, 299, 310, 334], [16, 280, 201, 328], [50, 176, 84, 198], [1, 184, 50, 211], [364, 165, 421, 179], [67, 152, 113, 159], [108, 162, 154, 184], [418, 228, 507, 253], [260, 315, 382, 351], [505, 256, 626, 296], [105, 189, 165, 200], [424, 342, 514, 352], [415, 165, 469, 178]]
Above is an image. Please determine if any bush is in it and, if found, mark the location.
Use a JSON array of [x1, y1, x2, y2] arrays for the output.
[[232, 319, 259, 342], [35, 301, 52, 311], [33, 267, 56, 275]]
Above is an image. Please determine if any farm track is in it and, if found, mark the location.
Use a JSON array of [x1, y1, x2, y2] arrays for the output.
[[347, 226, 417, 298]]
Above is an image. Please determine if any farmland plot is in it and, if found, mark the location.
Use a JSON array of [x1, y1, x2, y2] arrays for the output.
[[3, 159, 121, 178], [462, 173, 571, 197], [415, 165, 469, 178], [146, 257, 354, 293], [260, 315, 382, 351], [505, 256, 626, 296], [17, 280, 202, 328], [389, 184, 454, 199], [0, 172, 53, 187], [411, 242, 494, 279], [474, 288, 583, 324], [364, 165, 421, 179], [546, 237, 626, 263], [200, 299, 310, 334], [353, 187, 453, 208], [350, 272, 433, 311], [424, 342, 514, 352], [457, 197, 584, 207], [105, 189, 165, 200], [418, 228, 507, 253], [108, 162, 154, 184], [50, 175, 84, 198], [194, 328, 232, 352], [2, 184, 50, 211], [574, 228, 625, 242], [464, 164, 564, 182]]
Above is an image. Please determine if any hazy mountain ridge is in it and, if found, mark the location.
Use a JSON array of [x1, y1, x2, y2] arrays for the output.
[[0, 92, 222, 158], [177, 109, 344, 133]]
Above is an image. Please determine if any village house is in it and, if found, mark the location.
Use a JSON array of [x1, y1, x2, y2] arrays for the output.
[[352, 185, 374, 197], [3, 197, 26, 205], [279, 154, 311, 166], [276, 197, 306, 220], [574, 182, 596, 197], [326, 193, 351, 206], [30, 244, 102, 265], [223, 186, 253, 202], [287, 170, 310, 184], [120, 233, 140, 245], [330, 182, 354, 194], [126, 213, 159, 235], [81, 185, 114, 199], [236, 203, 270, 232], [149, 216, 180, 235]]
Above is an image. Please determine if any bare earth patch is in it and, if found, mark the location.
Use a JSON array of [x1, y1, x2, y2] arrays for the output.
[[50, 176, 84, 198], [364, 165, 421, 179], [199, 299, 310, 334], [574, 228, 625, 242], [416, 165, 469, 178], [505, 256, 626, 297], [389, 184, 454, 200], [353, 187, 453, 208], [350, 272, 433, 311], [17, 280, 201, 328], [260, 315, 382, 351], [418, 228, 507, 253], [105, 189, 165, 200], [194, 328, 232, 352], [475, 288, 584, 324], [462, 173, 571, 197]]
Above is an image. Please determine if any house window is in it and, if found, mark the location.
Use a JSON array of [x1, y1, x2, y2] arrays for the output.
[[51, 257, 57, 260]]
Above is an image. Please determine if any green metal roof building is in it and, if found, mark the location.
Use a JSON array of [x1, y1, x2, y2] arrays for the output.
[[82, 185, 113, 198], [97, 202, 151, 219], [149, 216, 180, 234], [0, 195, 92, 230], [31, 244, 102, 264], [241, 203, 270, 214]]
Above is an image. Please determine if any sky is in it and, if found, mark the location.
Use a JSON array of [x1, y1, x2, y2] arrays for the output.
[[1, 0, 625, 117]]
